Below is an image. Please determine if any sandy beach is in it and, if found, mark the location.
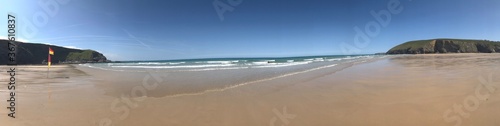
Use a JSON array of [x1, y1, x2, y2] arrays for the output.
[[1, 54, 500, 126]]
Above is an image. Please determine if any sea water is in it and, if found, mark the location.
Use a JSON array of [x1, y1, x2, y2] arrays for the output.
[[79, 54, 387, 97], [82, 55, 380, 72]]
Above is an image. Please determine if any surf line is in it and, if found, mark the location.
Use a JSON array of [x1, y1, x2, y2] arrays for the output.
[[164, 63, 339, 98], [162, 56, 381, 98]]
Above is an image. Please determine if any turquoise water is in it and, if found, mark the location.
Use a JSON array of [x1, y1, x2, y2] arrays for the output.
[[83, 55, 380, 71]]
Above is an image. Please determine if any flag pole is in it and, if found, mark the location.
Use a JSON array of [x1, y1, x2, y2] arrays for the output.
[[47, 47, 52, 101], [48, 56, 51, 102], [47, 53, 50, 78]]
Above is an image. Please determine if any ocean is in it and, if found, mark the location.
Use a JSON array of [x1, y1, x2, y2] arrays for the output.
[[81, 55, 383, 72], [77, 54, 388, 98]]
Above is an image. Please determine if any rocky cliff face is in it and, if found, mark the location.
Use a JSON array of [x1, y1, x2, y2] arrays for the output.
[[0, 40, 108, 65], [386, 39, 500, 54]]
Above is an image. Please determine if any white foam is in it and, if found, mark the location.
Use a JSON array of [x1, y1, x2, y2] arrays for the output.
[[314, 58, 325, 62], [137, 62, 170, 65], [252, 61, 268, 65], [327, 58, 342, 61], [206, 61, 233, 64], [83, 55, 378, 72], [111, 64, 236, 69], [178, 67, 249, 71], [254, 61, 311, 68], [80, 64, 127, 72], [168, 62, 185, 65]]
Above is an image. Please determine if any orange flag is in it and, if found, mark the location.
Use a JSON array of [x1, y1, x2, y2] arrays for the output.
[[49, 47, 54, 55], [48, 47, 54, 67]]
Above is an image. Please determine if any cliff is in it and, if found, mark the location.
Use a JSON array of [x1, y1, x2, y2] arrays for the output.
[[386, 39, 500, 54], [0, 40, 108, 65]]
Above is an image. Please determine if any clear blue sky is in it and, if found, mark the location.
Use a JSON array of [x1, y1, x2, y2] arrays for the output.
[[1, 0, 499, 61]]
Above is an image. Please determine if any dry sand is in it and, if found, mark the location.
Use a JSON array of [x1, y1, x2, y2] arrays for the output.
[[1, 54, 500, 126]]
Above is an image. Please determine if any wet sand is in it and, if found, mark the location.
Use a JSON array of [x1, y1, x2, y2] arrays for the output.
[[1, 54, 500, 126]]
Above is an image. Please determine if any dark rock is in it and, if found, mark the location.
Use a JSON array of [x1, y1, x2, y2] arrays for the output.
[[0, 40, 109, 65]]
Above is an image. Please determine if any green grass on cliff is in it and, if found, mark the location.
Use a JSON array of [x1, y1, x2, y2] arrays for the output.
[[388, 39, 434, 52], [66, 50, 95, 61], [387, 39, 500, 54]]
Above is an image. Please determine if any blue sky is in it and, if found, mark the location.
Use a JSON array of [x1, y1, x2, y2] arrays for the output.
[[1, 0, 499, 61]]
